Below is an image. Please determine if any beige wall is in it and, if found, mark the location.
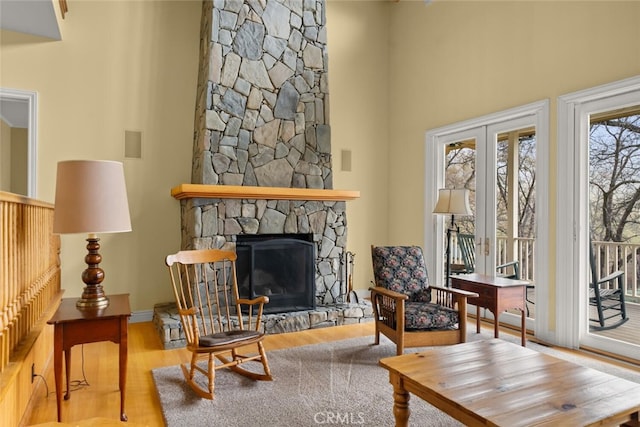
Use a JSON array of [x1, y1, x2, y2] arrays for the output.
[[10, 127, 27, 194], [327, 1, 390, 294], [387, 1, 640, 245], [0, 121, 28, 194], [0, 0, 391, 312], [0, 0, 201, 312], [1, 0, 638, 315], [387, 1, 640, 329]]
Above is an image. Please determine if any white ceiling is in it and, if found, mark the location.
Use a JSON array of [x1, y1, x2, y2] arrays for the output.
[[0, 0, 61, 40], [0, 1, 59, 128], [0, 99, 29, 128]]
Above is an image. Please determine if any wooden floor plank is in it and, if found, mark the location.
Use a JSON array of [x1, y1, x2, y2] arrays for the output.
[[24, 315, 640, 426], [24, 322, 375, 426]]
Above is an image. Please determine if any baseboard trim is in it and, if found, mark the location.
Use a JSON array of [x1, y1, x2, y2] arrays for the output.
[[131, 310, 153, 323]]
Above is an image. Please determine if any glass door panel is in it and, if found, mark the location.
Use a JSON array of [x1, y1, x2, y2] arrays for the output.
[[586, 106, 640, 350], [427, 101, 548, 337], [445, 139, 476, 276], [443, 118, 537, 320]]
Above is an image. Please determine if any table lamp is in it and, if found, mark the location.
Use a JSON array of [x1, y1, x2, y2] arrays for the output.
[[53, 160, 132, 308], [433, 188, 471, 286]]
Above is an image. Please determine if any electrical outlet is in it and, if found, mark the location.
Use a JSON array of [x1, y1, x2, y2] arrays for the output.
[[31, 363, 35, 383]]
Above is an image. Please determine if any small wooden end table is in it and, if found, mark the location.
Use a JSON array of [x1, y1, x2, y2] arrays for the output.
[[451, 273, 528, 346], [47, 293, 131, 422]]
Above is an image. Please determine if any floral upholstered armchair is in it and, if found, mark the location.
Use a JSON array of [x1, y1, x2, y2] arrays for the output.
[[370, 245, 477, 355]]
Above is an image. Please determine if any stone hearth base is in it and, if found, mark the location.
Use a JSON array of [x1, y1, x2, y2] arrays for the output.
[[153, 301, 374, 349]]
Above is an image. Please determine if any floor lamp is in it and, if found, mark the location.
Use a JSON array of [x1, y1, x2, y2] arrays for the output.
[[433, 188, 472, 286]]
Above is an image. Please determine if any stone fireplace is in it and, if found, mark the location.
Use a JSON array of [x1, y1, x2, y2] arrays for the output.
[[153, 0, 371, 348], [180, 0, 351, 306]]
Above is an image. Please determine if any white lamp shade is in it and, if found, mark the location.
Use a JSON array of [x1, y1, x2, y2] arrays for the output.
[[433, 188, 472, 216], [53, 160, 132, 234]]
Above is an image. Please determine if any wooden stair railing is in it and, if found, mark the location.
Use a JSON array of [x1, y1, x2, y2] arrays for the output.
[[0, 191, 61, 373]]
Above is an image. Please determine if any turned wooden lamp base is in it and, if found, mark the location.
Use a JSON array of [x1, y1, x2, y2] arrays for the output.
[[77, 234, 110, 309], [76, 291, 109, 309]]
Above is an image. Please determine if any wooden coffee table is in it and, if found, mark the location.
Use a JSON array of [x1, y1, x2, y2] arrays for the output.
[[379, 339, 640, 427]]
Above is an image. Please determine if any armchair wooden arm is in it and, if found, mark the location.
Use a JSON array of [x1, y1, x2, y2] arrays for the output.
[[369, 286, 409, 301], [369, 285, 478, 331], [430, 285, 479, 302], [370, 285, 476, 301], [369, 286, 408, 333]]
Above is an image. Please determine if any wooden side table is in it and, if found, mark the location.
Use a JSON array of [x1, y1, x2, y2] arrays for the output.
[[451, 273, 528, 346], [47, 294, 131, 422]]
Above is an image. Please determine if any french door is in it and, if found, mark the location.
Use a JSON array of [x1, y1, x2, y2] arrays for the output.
[[558, 76, 640, 358], [425, 101, 549, 335]]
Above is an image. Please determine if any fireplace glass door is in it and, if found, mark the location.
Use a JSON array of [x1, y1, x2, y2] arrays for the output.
[[236, 235, 315, 314]]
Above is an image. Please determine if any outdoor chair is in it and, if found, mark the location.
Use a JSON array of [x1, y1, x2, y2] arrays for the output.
[[165, 249, 272, 399], [457, 233, 535, 315], [589, 244, 628, 330], [369, 245, 477, 355]]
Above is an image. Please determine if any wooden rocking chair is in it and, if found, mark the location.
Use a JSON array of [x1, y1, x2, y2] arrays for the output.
[[165, 249, 272, 399], [589, 243, 628, 330]]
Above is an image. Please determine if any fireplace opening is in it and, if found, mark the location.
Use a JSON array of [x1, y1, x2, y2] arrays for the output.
[[236, 234, 315, 314]]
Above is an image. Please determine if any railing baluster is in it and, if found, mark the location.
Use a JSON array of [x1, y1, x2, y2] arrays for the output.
[[0, 192, 60, 373]]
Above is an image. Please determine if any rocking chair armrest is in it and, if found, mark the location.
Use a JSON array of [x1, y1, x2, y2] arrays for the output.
[[597, 270, 625, 286], [237, 296, 270, 306], [496, 260, 520, 279], [497, 260, 519, 269], [178, 307, 197, 316]]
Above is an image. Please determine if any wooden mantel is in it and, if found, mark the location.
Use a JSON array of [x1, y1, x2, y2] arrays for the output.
[[171, 184, 360, 202]]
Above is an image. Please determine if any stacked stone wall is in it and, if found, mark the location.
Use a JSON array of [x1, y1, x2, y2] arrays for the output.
[[182, 0, 347, 306]]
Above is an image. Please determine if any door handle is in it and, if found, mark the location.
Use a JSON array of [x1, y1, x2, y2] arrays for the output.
[[484, 238, 490, 256]]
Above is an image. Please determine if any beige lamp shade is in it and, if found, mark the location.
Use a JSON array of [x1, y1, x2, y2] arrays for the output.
[[433, 188, 472, 216], [53, 160, 132, 234]]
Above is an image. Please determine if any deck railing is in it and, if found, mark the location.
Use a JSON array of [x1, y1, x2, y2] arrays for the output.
[[591, 241, 640, 301], [451, 234, 640, 301], [0, 191, 61, 373]]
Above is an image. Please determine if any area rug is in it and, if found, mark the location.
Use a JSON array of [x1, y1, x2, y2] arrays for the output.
[[151, 332, 640, 427]]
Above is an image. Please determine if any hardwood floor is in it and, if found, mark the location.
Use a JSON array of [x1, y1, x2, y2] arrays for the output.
[[25, 321, 376, 426], [24, 316, 640, 426]]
